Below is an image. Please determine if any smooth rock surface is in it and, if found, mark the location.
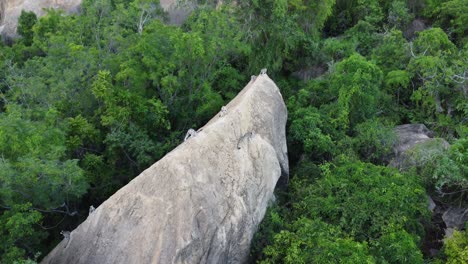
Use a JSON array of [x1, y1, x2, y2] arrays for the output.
[[41, 73, 289, 264]]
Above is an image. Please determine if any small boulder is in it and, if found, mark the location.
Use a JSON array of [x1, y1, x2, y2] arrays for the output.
[[442, 207, 468, 238], [389, 124, 449, 169]]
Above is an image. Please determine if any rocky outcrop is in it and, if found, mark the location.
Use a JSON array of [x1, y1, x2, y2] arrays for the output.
[[41, 74, 289, 264], [404, 19, 427, 39], [160, 0, 194, 25], [390, 124, 449, 169], [442, 207, 468, 238], [390, 124, 468, 243], [0, 0, 81, 38]]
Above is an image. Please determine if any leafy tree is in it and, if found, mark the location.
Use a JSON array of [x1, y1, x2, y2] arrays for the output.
[[407, 138, 467, 204], [344, 20, 382, 56], [0, 106, 89, 261], [387, 0, 413, 30], [259, 218, 375, 264], [250, 206, 286, 262], [325, 0, 383, 36], [0, 105, 89, 207], [442, 229, 468, 264], [384, 69, 412, 112], [17, 11, 38, 46], [352, 119, 397, 164], [0, 204, 43, 263], [31, 9, 64, 51], [92, 70, 170, 169], [427, 0, 468, 46], [412, 28, 456, 56], [371, 225, 424, 264], [329, 54, 383, 129], [321, 36, 357, 62], [236, 0, 335, 72], [407, 28, 466, 126], [288, 107, 335, 162], [372, 29, 409, 73], [294, 158, 429, 242]]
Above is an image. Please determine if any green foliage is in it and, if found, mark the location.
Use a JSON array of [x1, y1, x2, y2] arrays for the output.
[[356, 0, 384, 25], [412, 28, 456, 56], [65, 115, 99, 153], [408, 138, 467, 204], [17, 11, 38, 46], [321, 37, 357, 62], [343, 20, 381, 56], [0, 204, 43, 263], [406, 28, 466, 128], [289, 107, 334, 161], [385, 70, 410, 94], [0, 106, 88, 207], [250, 206, 286, 262], [330, 54, 383, 128], [352, 119, 397, 164], [31, 9, 64, 51], [255, 158, 429, 263], [442, 229, 468, 264], [239, 0, 336, 72], [325, 0, 383, 36], [372, 29, 409, 72], [259, 218, 375, 264], [387, 0, 413, 30], [427, 0, 468, 46], [371, 225, 424, 264], [294, 158, 429, 242], [0, 106, 88, 261]]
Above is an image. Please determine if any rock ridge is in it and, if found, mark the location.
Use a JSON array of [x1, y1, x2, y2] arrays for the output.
[[41, 73, 288, 264]]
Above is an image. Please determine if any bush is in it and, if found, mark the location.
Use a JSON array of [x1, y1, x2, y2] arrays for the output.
[[17, 11, 37, 46], [293, 157, 429, 242], [442, 229, 468, 264], [352, 119, 397, 164], [259, 218, 375, 264], [407, 138, 467, 204], [371, 225, 424, 264]]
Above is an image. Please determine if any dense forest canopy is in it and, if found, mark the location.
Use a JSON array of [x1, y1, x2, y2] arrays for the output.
[[0, 0, 466, 263]]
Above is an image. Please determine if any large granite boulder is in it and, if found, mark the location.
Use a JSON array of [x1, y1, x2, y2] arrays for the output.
[[41, 73, 289, 264]]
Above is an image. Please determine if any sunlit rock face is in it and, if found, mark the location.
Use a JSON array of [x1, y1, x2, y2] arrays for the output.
[[41, 74, 289, 264]]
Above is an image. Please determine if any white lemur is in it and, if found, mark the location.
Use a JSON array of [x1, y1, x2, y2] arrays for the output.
[[260, 68, 267, 75], [60, 231, 72, 249], [219, 106, 228, 117], [184, 128, 197, 141], [89, 205, 95, 215]]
